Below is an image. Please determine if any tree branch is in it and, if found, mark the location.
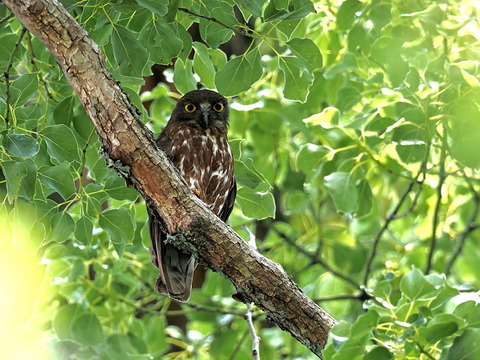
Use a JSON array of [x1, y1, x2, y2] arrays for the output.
[[3, 0, 336, 356]]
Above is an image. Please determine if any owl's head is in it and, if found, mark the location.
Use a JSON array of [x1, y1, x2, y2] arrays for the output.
[[171, 89, 229, 130]]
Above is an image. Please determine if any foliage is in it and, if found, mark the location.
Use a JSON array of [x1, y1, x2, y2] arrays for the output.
[[1, 0, 480, 359]]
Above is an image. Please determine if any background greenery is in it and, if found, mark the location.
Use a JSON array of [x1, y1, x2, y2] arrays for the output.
[[1, 0, 480, 359]]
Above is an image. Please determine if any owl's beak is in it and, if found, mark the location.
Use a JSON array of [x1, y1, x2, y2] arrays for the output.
[[199, 103, 210, 129]]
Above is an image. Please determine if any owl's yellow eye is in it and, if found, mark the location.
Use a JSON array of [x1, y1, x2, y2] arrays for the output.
[[213, 102, 224, 112], [184, 103, 196, 113]]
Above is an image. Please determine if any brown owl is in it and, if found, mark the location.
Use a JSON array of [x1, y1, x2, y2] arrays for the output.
[[148, 89, 236, 302]]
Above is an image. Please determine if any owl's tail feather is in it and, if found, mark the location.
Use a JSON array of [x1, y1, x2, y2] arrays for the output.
[[148, 209, 195, 302]]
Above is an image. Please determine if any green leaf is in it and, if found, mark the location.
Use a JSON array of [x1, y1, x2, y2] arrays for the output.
[[53, 304, 86, 340], [111, 25, 149, 77], [324, 172, 358, 214], [99, 209, 135, 255], [173, 58, 197, 94], [336, 0, 362, 30], [237, 187, 275, 219], [40, 124, 81, 164], [295, 144, 330, 174], [418, 319, 458, 344], [303, 107, 340, 128], [454, 301, 480, 328], [215, 49, 263, 96], [286, 38, 323, 71], [1, 161, 27, 203], [145, 317, 168, 353], [8, 199, 45, 254], [335, 86, 361, 111], [193, 42, 216, 88], [75, 217, 93, 245], [104, 176, 139, 201], [38, 162, 76, 200], [18, 158, 37, 200], [324, 52, 358, 79], [47, 211, 75, 243], [142, 20, 183, 65], [237, 0, 264, 17], [364, 346, 392, 360], [134, 0, 168, 15], [445, 329, 480, 360], [10, 73, 38, 106], [278, 56, 314, 101], [448, 100, 480, 168], [199, 4, 236, 48], [105, 334, 143, 358], [356, 180, 373, 217], [332, 311, 379, 360], [399, 268, 436, 301], [264, 0, 315, 22], [234, 159, 264, 189], [3, 134, 39, 157], [0, 34, 18, 68], [72, 313, 105, 346], [173, 23, 193, 61], [53, 96, 75, 125]]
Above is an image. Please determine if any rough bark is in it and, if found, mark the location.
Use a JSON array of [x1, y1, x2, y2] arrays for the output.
[[2, 0, 337, 356]]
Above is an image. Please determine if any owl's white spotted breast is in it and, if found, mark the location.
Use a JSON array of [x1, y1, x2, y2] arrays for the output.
[[159, 123, 234, 217]]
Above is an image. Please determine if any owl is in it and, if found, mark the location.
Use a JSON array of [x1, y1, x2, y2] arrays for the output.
[[148, 89, 236, 302]]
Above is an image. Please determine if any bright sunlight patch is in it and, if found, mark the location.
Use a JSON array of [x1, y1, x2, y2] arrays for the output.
[[0, 222, 49, 360]]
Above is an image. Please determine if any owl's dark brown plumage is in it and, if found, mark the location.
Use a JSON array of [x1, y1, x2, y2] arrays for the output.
[[148, 89, 236, 302]]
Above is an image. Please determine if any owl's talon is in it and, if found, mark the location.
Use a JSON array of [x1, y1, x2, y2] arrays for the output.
[[192, 189, 201, 196]]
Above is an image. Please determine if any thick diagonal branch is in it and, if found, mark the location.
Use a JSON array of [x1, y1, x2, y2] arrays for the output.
[[3, 0, 336, 356]]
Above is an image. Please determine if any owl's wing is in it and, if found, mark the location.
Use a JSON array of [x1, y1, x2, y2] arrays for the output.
[[218, 179, 237, 222], [148, 207, 195, 302]]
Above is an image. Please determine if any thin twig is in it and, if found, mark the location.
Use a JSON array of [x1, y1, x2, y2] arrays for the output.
[[3, 27, 27, 127], [313, 293, 367, 303], [425, 128, 448, 274], [178, 7, 255, 37], [245, 303, 261, 360], [392, 176, 424, 220], [25, 31, 56, 101], [444, 174, 480, 275], [228, 329, 249, 360], [242, 224, 257, 248], [273, 227, 361, 290], [362, 144, 430, 287], [362, 178, 422, 287], [415, 342, 436, 360], [241, 225, 261, 359]]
